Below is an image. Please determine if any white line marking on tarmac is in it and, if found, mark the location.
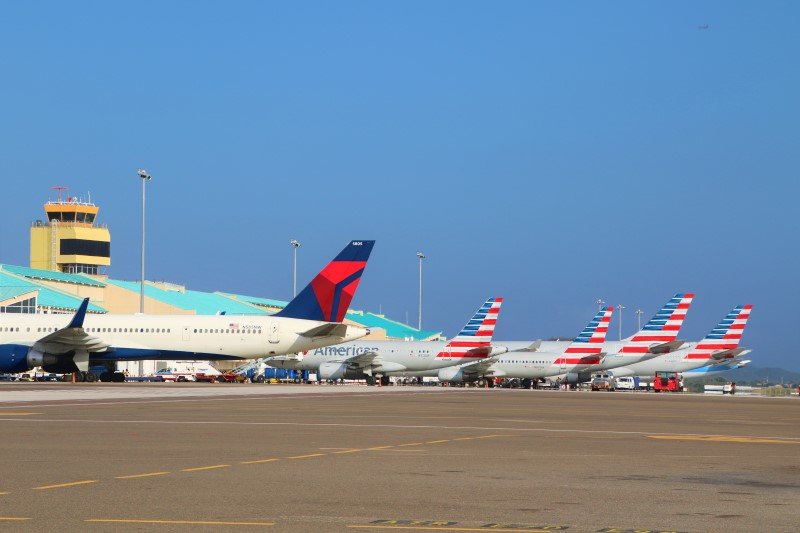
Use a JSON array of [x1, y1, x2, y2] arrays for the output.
[[1, 417, 798, 442], [0, 389, 465, 408]]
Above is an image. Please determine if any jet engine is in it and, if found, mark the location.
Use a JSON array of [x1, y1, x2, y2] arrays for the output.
[[438, 367, 471, 383], [26, 349, 59, 368], [318, 362, 366, 381], [563, 372, 592, 385]]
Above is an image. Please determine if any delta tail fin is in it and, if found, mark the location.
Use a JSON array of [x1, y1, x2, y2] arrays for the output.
[[275, 240, 375, 322]]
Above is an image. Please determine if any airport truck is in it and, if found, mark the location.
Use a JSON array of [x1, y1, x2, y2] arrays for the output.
[[653, 371, 683, 392]]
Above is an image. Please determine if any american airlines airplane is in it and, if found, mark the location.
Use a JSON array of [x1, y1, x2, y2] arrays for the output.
[[681, 357, 751, 380], [438, 294, 695, 386], [268, 297, 507, 385], [609, 305, 753, 378], [0, 240, 374, 382]]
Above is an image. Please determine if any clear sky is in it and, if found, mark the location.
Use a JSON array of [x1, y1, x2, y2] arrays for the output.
[[1, 2, 798, 369]]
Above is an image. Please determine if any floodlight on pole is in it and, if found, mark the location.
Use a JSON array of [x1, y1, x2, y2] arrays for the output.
[[290, 240, 301, 297], [635, 308, 644, 331], [596, 298, 605, 311], [618, 304, 626, 340], [416, 252, 425, 330]]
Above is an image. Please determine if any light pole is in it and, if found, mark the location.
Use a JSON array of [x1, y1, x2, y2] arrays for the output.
[[635, 308, 644, 331], [596, 298, 605, 312], [290, 240, 301, 297], [137, 168, 151, 379], [137, 169, 151, 313], [416, 252, 425, 330], [618, 304, 626, 340]]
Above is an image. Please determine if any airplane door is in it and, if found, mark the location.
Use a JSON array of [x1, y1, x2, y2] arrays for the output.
[[560, 357, 567, 373], [182, 327, 190, 341], [268, 323, 280, 344]]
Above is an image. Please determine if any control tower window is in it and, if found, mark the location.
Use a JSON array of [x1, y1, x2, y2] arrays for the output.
[[60, 239, 110, 258], [76, 212, 86, 223], [62, 212, 76, 222]]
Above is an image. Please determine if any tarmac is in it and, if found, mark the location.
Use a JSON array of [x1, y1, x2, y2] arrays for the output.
[[0, 383, 798, 532]]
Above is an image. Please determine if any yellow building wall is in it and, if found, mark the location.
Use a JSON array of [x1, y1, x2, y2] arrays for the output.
[[33, 279, 106, 304], [30, 226, 52, 270], [101, 283, 193, 315]]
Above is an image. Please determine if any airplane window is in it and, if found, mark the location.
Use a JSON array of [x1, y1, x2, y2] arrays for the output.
[[194, 329, 197, 333]]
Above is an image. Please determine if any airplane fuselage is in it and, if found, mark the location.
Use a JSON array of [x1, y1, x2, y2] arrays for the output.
[[268, 340, 490, 375], [0, 313, 368, 373]]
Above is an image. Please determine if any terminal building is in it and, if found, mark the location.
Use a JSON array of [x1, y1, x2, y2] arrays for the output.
[[1, 188, 441, 373]]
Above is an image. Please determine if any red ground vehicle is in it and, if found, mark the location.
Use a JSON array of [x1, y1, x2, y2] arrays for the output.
[[653, 371, 683, 392]]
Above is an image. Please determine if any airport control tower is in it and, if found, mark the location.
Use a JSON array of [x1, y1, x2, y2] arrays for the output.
[[29, 187, 111, 275]]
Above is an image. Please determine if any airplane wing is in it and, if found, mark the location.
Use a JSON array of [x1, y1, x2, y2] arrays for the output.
[[32, 298, 110, 355], [510, 340, 542, 352], [451, 355, 505, 379], [29, 299, 109, 372]]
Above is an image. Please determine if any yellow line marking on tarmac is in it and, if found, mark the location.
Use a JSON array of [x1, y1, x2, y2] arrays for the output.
[[334, 449, 364, 454], [348, 526, 553, 532], [648, 435, 800, 445], [33, 480, 98, 490], [0, 412, 41, 416], [426, 440, 450, 444], [287, 453, 325, 459], [366, 445, 395, 450], [115, 471, 171, 479], [397, 442, 424, 447], [181, 464, 230, 472], [240, 458, 280, 465], [0, 492, 9, 495], [86, 518, 275, 527], [0, 517, 31, 521]]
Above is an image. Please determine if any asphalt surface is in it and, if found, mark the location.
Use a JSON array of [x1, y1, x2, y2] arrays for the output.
[[0, 383, 798, 532]]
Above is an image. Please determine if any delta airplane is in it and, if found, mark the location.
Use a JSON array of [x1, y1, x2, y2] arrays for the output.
[[0, 240, 374, 381], [610, 305, 753, 378], [438, 293, 695, 386], [268, 297, 507, 385]]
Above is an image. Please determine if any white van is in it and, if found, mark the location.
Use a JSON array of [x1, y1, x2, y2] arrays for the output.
[[615, 376, 636, 390]]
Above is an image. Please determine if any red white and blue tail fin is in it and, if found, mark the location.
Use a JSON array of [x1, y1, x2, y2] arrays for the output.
[[684, 305, 753, 361], [439, 297, 503, 358], [619, 293, 694, 355], [564, 306, 614, 355], [275, 240, 375, 322]]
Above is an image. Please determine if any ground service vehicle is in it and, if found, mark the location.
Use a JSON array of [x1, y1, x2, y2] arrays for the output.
[[591, 373, 616, 391], [615, 376, 637, 390], [653, 371, 683, 392]]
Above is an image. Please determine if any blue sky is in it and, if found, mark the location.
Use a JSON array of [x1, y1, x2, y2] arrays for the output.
[[1, 2, 798, 369]]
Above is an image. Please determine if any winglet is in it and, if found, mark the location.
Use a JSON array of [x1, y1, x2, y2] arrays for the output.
[[66, 298, 90, 329]]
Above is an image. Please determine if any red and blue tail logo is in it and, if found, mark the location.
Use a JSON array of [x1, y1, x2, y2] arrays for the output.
[[275, 240, 375, 322], [439, 297, 503, 358], [620, 293, 694, 354], [553, 306, 613, 366], [685, 305, 752, 360]]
